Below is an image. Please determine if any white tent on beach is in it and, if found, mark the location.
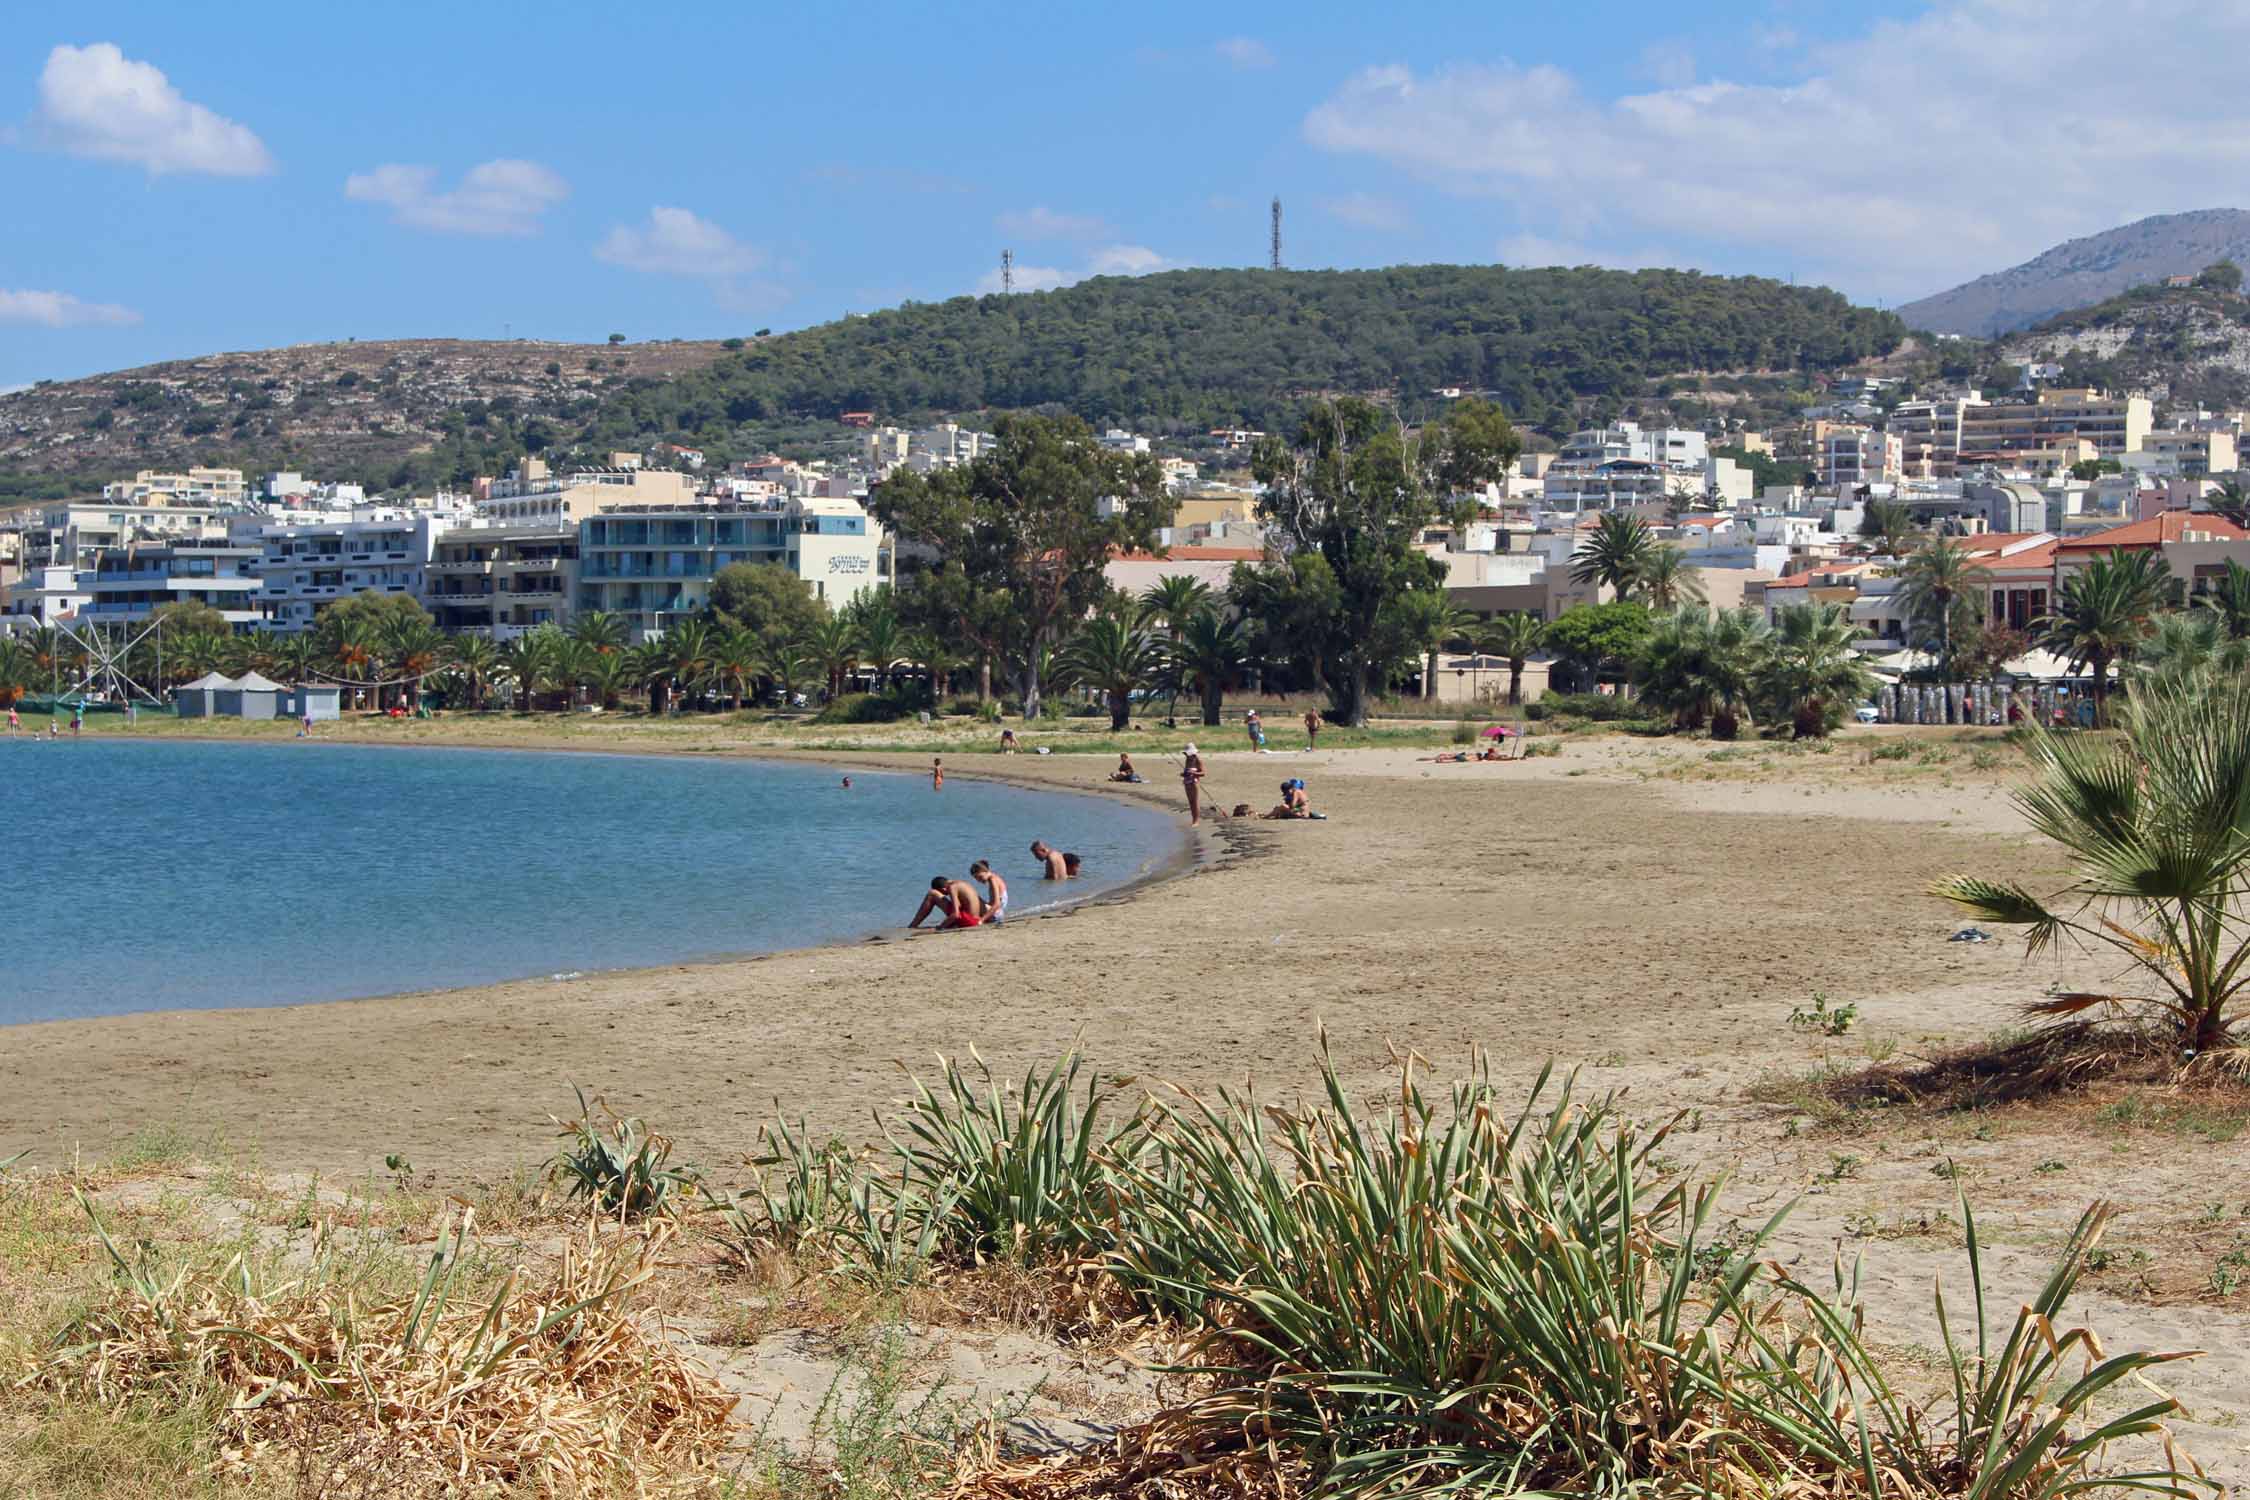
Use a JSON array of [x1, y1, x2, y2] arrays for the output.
[[174, 672, 233, 719]]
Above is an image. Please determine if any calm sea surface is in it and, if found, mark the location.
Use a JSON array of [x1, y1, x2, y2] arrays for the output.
[[0, 740, 1182, 1025]]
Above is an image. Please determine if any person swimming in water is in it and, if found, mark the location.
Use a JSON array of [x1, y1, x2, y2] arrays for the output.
[[1029, 840, 1069, 880]]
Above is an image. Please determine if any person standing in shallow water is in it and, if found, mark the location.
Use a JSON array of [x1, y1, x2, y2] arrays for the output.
[[1180, 743, 1205, 824], [931, 757, 944, 791]]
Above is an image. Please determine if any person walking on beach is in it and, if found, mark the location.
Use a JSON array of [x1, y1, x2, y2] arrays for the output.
[[6, 705, 17, 737], [908, 874, 986, 929], [1180, 743, 1206, 824], [70, 707, 82, 737], [970, 859, 1008, 923], [1244, 709, 1265, 753], [1303, 709, 1320, 749], [931, 757, 944, 792]]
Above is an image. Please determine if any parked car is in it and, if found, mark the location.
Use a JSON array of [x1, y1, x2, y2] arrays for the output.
[[1853, 702, 1880, 724]]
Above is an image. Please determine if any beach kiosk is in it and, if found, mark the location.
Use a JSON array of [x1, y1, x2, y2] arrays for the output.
[[214, 671, 284, 720], [174, 671, 233, 719], [282, 683, 342, 722]]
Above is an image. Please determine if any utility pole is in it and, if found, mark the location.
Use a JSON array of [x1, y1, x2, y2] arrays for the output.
[[1000, 248, 1014, 294], [1270, 197, 1283, 270]]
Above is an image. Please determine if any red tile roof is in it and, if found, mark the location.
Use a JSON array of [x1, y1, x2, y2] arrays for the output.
[[1969, 540, 2059, 572], [2055, 512, 2250, 551]]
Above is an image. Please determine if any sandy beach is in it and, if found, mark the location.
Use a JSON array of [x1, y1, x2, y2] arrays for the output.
[[7, 727, 2249, 1475]]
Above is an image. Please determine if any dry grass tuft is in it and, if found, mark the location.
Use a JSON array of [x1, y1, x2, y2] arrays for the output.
[[1827, 1020, 2188, 1110], [956, 1411, 1305, 1500], [22, 1198, 737, 1495]]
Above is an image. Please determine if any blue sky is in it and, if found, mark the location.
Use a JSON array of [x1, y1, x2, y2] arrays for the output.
[[2, 0, 2237, 389]]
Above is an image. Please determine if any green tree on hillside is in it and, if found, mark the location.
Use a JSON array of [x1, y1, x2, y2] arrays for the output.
[[872, 413, 1174, 718]]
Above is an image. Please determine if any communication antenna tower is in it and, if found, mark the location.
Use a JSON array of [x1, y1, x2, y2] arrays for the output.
[[1270, 197, 1283, 270], [1001, 248, 1014, 294]]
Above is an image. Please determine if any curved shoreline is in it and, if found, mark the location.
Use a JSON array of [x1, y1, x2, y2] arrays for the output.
[[1, 737, 1221, 1034]]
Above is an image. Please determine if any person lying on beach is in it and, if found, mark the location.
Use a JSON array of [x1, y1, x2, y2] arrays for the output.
[[970, 859, 1008, 923], [1029, 840, 1070, 880], [908, 875, 986, 929], [1420, 752, 1474, 763]]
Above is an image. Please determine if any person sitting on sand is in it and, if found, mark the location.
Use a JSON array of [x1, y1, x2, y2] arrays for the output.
[[1000, 728, 1018, 753], [1029, 840, 1069, 880], [909, 874, 985, 929], [969, 859, 1008, 924], [1110, 753, 1142, 783], [1477, 743, 1504, 761]]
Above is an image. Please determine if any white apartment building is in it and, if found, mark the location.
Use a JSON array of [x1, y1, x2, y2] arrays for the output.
[[83, 541, 269, 631], [575, 495, 891, 641], [1819, 426, 1904, 490], [253, 509, 460, 633], [1888, 394, 1986, 477], [0, 566, 92, 628], [1099, 429, 1152, 454], [102, 467, 250, 506], [1556, 423, 1708, 468], [476, 465, 694, 527], [16, 502, 231, 570]]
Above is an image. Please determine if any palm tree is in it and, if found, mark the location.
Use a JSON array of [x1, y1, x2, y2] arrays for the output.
[[1476, 612, 1546, 707], [1140, 574, 1214, 718], [2194, 557, 2250, 639], [0, 637, 30, 707], [383, 619, 448, 713], [2036, 549, 2171, 727], [1632, 606, 1769, 738], [323, 618, 381, 710], [1896, 538, 1978, 681], [1171, 609, 1244, 727], [2207, 479, 2250, 530], [1570, 512, 1658, 597], [447, 634, 500, 711], [571, 610, 629, 654], [1932, 673, 2250, 1056], [1860, 498, 1918, 557], [551, 637, 598, 709], [499, 630, 556, 711], [172, 631, 228, 685], [760, 636, 812, 706], [653, 618, 714, 713], [236, 630, 285, 678], [578, 649, 638, 711], [1754, 602, 1876, 739], [906, 631, 968, 707], [1414, 600, 1482, 700], [708, 626, 760, 711], [803, 615, 859, 699], [1054, 614, 1170, 730], [1634, 545, 1706, 610], [624, 642, 669, 714], [277, 633, 321, 687], [851, 598, 905, 693]]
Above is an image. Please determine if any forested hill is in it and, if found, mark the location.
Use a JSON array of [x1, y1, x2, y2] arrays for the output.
[[576, 265, 1905, 449]]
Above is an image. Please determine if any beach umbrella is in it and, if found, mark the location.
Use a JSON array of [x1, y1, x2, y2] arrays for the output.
[[1481, 724, 1519, 738]]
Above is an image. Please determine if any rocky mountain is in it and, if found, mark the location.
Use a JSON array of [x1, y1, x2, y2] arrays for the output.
[[1999, 275, 2250, 409], [0, 337, 731, 502], [1899, 209, 2250, 336]]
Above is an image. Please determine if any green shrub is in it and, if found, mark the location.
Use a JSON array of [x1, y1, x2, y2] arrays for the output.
[[812, 691, 917, 725], [1452, 721, 1479, 745], [547, 1087, 698, 1218], [1526, 691, 1643, 723]]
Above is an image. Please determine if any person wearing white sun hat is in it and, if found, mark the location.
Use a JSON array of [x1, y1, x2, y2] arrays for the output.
[[1180, 742, 1206, 824]]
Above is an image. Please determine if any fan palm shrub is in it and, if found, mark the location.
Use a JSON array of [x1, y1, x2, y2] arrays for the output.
[[2135, 609, 2250, 693], [2194, 557, 2250, 638], [1754, 601, 1875, 738], [1633, 606, 1768, 738], [1933, 670, 2250, 1057], [2036, 549, 2171, 726]]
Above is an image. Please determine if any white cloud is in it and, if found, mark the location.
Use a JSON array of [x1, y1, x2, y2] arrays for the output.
[[979, 245, 1173, 294], [1302, 0, 2250, 300], [1215, 37, 1276, 70], [0, 288, 140, 328], [1321, 191, 1410, 232], [997, 206, 1114, 241], [344, 159, 568, 236], [31, 43, 272, 176], [595, 207, 765, 277]]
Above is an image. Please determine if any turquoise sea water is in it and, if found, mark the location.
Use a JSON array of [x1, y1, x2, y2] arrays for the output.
[[0, 740, 1182, 1025]]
